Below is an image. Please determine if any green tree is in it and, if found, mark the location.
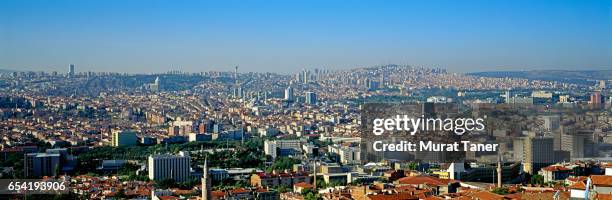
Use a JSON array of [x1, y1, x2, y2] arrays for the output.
[[156, 178, 177, 189], [276, 184, 291, 193], [304, 191, 322, 200], [301, 188, 315, 196], [408, 162, 418, 170], [491, 187, 510, 195], [530, 174, 544, 185], [267, 157, 300, 172]]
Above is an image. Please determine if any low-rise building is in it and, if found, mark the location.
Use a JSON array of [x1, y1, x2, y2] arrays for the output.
[[251, 171, 310, 188]]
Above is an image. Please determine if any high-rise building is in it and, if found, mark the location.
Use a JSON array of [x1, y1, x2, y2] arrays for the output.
[[264, 140, 277, 158], [68, 64, 75, 77], [542, 115, 561, 131], [305, 92, 317, 105], [302, 70, 310, 83], [237, 87, 243, 98], [264, 140, 301, 158], [235, 66, 239, 86], [202, 158, 211, 200], [111, 130, 138, 147], [284, 86, 294, 102], [504, 90, 511, 103], [150, 76, 160, 92], [24, 153, 61, 178], [148, 151, 191, 182], [591, 92, 602, 105], [515, 137, 555, 174], [560, 131, 595, 158], [328, 145, 361, 164], [367, 80, 380, 91]]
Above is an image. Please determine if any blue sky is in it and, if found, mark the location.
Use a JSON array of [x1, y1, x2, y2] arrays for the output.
[[1, 0, 611, 74]]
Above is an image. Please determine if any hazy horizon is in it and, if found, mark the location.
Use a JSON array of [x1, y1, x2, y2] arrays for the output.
[[1, 0, 611, 74], [3, 64, 612, 75]]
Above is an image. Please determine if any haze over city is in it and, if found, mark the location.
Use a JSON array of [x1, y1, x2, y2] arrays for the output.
[[1, 0, 611, 74]]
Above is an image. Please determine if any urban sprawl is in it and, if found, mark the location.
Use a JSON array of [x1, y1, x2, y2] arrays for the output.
[[0, 64, 611, 200]]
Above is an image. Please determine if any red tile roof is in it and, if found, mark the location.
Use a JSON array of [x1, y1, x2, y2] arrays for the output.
[[591, 175, 612, 187], [367, 193, 419, 200], [470, 191, 504, 200], [397, 175, 455, 186], [212, 190, 226, 197], [541, 165, 571, 172], [569, 181, 586, 190], [230, 188, 249, 194], [596, 194, 612, 200], [294, 182, 313, 188]]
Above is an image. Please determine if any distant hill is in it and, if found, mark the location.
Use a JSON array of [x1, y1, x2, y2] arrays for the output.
[[468, 70, 612, 85]]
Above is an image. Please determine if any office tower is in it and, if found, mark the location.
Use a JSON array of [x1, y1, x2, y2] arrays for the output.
[[237, 87, 243, 99], [513, 138, 525, 162], [367, 80, 380, 91], [264, 140, 301, 158], [148, 151, 191, 182], [111, 130, 138, 147], [504, 90, 511, 103], [542, 115, 561, 131], [328, 145, 361, 165], [232, 88, 238, 98], [305, 92, 317, 105], [285, 86, 294, 102], [561, 131, 595, 158], [68, 64, 75, 77], [202, 158, 211, 200], [24, 153, 61, 178], [150, 76, 160, 92], [591, 92, 602, 105], [516, 137, 554, 174], [302, 70, 310, 83], [264, 140, 277, 158]]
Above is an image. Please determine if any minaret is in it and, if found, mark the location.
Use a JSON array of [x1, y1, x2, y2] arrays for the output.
[[313, 160, 317, 191], [202, 158, 212, 200], [496, 154, 502, 188]]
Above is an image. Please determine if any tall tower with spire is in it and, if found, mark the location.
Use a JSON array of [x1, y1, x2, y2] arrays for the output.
[[233, 66, 243, 99], [202, 158, 212, 200], [235, 66, 239, 86]]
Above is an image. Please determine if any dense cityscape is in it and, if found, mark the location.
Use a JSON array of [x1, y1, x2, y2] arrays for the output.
[[0, 64, 610, 199]]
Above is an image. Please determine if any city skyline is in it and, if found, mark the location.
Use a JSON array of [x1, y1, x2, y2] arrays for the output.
[[1, 0, 611, 74]]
